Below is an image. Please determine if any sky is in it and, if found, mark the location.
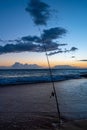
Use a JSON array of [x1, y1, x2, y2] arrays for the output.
[[0, 0, 87, 67]]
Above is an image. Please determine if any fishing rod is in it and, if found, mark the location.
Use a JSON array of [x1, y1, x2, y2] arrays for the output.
[[38, 27, 61, 128], [26, 0, 62, 128], [29, 15, 61, 129]]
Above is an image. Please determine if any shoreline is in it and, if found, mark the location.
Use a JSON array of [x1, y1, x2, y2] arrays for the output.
[[0, 77, 82, 87]]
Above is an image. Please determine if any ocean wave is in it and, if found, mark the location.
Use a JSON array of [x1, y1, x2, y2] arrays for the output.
[[0, 74, 80, 86]]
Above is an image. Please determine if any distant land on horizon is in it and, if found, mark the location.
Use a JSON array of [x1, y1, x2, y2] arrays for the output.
[[0, 62, 86, 69], [0, 62, 43, 69]]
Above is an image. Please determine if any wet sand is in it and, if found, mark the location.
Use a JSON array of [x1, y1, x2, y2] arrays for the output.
[[0, 82, 57, 129], [0, 79, 87, 129]]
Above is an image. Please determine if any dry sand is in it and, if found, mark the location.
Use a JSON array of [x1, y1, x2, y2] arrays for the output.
[[0, 80, 87, 130]]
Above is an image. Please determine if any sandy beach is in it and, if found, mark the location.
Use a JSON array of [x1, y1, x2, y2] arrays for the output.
[[0, 79, 87, 129]]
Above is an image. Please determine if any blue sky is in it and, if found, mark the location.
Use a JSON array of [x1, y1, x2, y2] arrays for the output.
[[0, 0, 87, 67]]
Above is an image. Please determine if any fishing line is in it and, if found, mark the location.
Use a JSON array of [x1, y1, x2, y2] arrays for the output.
[[38, 26, 61, 128], [27, 1, 61, 127]]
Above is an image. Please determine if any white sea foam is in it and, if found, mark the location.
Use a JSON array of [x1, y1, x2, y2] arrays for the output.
[[0, 69, 86, 85]]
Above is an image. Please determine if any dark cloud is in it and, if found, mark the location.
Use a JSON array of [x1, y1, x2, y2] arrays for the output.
[[8, 40, 14, 42], [0, 38, 67, 55], [47, 46, 78, 56], [26, 0, 50, 25], [0, 27, 77, 55], [57, 43, 67, 46], [21, 27, 67, 43], [21, 35, 41, 42], [0, 38, 78, 55], [79, 59, 87, 62], [64, 47, 78, 53], [0, 40, 60, 54], [0, 42, 39, 54], [71, 56, 75, 58], [42, 27, 67, 42], [20, 27, 67, 52], [70, 47, 78, 51], [43, 41, 58, 51], [48, 50, 63, 56]]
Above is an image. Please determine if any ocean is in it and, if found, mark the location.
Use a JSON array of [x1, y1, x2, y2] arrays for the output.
[[0, 68, 87, 85]]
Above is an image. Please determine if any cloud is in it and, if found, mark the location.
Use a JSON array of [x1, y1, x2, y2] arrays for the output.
[[0, 39, 59, 54], [71, 56, 75, 58], [47, 46, 78, 56], [26, 0, 50, 25], [22, 27, 67, 44], [20, 27, 67, 52], [57, 43, 68, 46], [0, 38, 67, 55], [42, 27, 67, 42], [79, 59, 87, 62], [0, 42, 40, 54], [21, 35, 41, 42], [70, 47, 78, 51], [0, 27, 76, 55], [64, 47, 78, 53], [43, 41, 58, 51], [47, 50, 63, 56], [0, 37, 78, 55]]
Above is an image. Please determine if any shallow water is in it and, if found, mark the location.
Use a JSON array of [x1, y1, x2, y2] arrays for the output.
[[55, 79, 87, 119]]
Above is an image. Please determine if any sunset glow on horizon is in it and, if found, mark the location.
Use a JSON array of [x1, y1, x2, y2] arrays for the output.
[[0, 0, 87, 68], [1, 54, 87, 68]]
